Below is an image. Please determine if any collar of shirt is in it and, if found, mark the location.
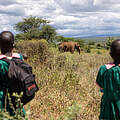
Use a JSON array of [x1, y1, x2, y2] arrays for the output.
[[105, 63, 120, 69], [0, 53, 20, 59]]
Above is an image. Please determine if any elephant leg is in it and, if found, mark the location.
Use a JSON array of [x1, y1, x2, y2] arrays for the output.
[[58, 47, 61, 51], [63, 46, 67, 52], [70, 47, 74, 54], [66, 47, 69, 52], [78, 49, 80, 54], [76, 48, 80, 54], [59, 47, 62, 52]]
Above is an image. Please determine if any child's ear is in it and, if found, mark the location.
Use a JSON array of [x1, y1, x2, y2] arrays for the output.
[[110, 52, 114, 58], [13, 44, 15, 47], [110, 52, 112, 57]]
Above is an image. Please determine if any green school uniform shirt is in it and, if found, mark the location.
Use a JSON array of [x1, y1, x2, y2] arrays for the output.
[[0, 53, 23, 114], [96, 64, 120, 120]]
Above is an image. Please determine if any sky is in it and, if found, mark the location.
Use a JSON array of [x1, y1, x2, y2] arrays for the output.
[[0, 0, 120, 37]]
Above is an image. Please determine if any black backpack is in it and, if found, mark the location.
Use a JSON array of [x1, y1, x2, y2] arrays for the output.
[[3, 57, 39, 106]]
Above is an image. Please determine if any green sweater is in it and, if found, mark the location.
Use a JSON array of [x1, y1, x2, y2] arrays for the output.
[[96, 64, 120, 120]]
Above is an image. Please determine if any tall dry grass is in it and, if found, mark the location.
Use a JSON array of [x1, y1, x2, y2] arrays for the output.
[[23, 47, 111, 120]]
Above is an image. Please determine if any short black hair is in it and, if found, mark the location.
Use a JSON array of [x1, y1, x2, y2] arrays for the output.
[[0, 31, 14, 49], [110, 39, 120, 59]]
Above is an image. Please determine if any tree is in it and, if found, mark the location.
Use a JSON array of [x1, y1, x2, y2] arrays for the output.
[[63, 37, 74, 42], [14, 16, 49, 33], [56, 35, 64, 42], [14, 16, 56, 42], [75, 39, 85, 48], [41, 25, 56, 43]]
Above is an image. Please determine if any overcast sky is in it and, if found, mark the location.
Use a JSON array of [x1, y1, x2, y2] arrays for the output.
[[0, 0, 120, 37]]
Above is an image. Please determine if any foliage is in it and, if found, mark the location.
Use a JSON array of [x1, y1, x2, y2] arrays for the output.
[[56, 36, 75, 42], [97, 51, 102, 54], [63, 103, 81, 120], [63, 37, 75, 42], [28, 47, 110, 120], [41, 25, 56, 43], [0, 92, 29, 120], [15, 39, 52, 64], [88, 41, 95, 45], [56, 35, 65, 42], [76, 39, 85, 48], [14, 16, 49, 33], [14, 16, 56, 42], [105, 36, 114, 49], [84, 45, 91, 53], [14, 40, 111, 120]]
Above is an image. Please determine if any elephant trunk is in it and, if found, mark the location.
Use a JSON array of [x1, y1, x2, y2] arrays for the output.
[[78, 47, 80, 54], [75, 45, 80, 54]]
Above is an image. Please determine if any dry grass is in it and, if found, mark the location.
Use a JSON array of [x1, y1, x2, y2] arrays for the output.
[[24, 48, 111, 120]]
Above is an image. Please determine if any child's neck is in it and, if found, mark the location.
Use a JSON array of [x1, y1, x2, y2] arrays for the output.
[[114, 60, 120, 65], [1, 49, 13, 57]]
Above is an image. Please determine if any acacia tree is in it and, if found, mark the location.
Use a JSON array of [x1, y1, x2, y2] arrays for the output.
[[14, 16, 50, 33], [41, 25, 56, 43], [14, 16, 56, 42]]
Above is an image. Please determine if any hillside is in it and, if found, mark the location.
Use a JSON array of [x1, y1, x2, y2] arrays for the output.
[[76, 36, 120, 43]]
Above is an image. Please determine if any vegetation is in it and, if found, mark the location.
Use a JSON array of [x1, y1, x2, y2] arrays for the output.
[[105, 36, 114, 49], [41, 25, 56, 43], [3, 15, 116, 120], [15, 39, 52, 64], [0, 92, 29, 120], [14, 16, 56, 42], [13, 38, 111, 120]]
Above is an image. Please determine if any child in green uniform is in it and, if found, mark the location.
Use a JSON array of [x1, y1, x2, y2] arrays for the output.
[[96, 39, 120, 120], [0, 31, 24, 115]]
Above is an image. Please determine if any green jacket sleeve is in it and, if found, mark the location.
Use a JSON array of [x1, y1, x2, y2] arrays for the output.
[[96, 65, 106, 89]]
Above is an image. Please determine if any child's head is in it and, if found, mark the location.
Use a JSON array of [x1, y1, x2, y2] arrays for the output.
[[0, 31, 14, 52], [110, 39, 120, 61]]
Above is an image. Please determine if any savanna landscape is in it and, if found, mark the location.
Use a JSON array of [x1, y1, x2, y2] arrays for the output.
[[15, 39, 112, 120], [0, 16, 117, 120], [1, 0, 120, 119]]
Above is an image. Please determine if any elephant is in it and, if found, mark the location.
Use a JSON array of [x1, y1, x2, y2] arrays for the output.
[[58, 42, 80, 54]]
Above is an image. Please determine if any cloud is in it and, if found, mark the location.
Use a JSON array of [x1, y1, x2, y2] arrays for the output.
[[0, 0, 18, 6], [0, 0, 120, 37], [54, 0, 95, 13], [0, 5, 25, 16]]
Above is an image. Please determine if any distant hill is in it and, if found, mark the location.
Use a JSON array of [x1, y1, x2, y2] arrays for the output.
[[75, 36, 120, 43]]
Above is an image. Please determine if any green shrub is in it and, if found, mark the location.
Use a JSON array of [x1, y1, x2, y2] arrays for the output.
[[15, 39, 52, 64], [51, 103, 81, 120], [84, 45, 91, 53], [63, 103, 81, 120], [97, 51, 102, 54], [0, 92, 29, 120]]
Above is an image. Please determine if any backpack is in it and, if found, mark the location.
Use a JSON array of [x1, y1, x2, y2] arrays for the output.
[[3, 57, 39, 106]]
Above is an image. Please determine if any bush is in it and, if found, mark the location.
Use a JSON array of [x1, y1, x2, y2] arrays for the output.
[[97, 51, 102, 54], [0, 92, 29, 120], [15, 39, 52, 64], [84, 45, 91, 53]]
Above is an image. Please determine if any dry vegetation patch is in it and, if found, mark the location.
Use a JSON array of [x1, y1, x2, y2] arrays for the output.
[[23, 48, 111, 120]]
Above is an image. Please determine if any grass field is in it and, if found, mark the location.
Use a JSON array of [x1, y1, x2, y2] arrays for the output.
[[25, 48, 111, 120]]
